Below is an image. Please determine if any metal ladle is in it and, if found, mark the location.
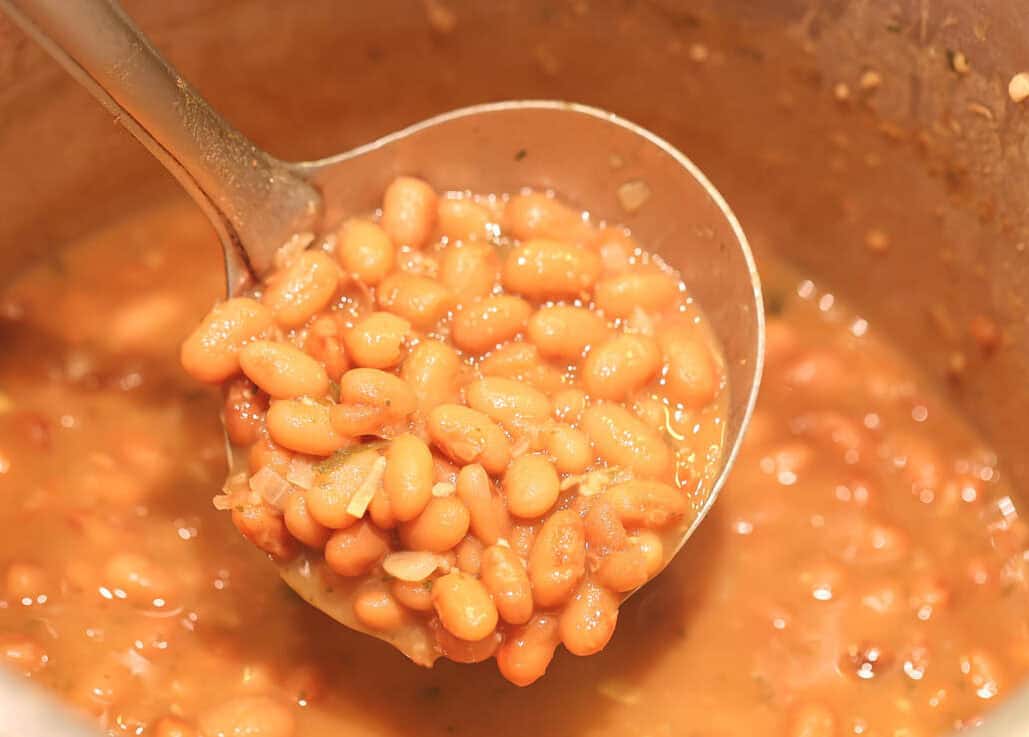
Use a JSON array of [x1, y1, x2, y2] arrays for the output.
[[2, 0, 763, 670]]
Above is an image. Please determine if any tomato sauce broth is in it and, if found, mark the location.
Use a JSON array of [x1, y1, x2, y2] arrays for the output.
[[0, 201, 1026, 737]]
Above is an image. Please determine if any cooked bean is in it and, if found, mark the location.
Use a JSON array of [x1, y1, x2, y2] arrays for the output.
[[150, 716, 198, 737], [606, 480, 686, 529], [455, 463, 510, 545], [266, 399, 346, 456], [283, 493, 331, 549], [5, 562, 46, 601], [0, 634, 48, 676], [552, 388, 588, 422], [262, 250, 341, 328], [232, 502, 297, 561], [660, 331, 719, 408], [544, 424, 594, 474], [437, 197, 493, 241], [330, 368, 417, 436], [383, 433, 434, 522], [504, 453, 560, 518], [478, 341, 539, 378], [466, 377, 552, 435], [199, 696, 295, 737], [398, 496, 470, 553], [496, 616, 560, 687], [455, 536, 484, 574], [630, 530, 665, 577], [431, 571, 498, 641], [381, 176, 437, 248], [431, 619, 501, 663], [248, 434, 293, 476], [594, 271, 680, 319], [306, 449, 380, 529], [590, 226, 638, 273], [581, 403, 671, 478], [559, 580, 618, 656], [367, 483, 396, 530], [223, 378, 268, 446], [303, 313, 350, 381], [427, 404, 511, 475], [786, 703, 837, 737], [353, 584, 407, 631], [180, 298, 273, 383], [376, 272, 453, 329], [343, 311, 412, 369], [390, 579, 434, 612], [584, 498, 629, 552], [439, 241, 500, 300], [337, 219, 395, 286], [504, 192, 594, 244], [451, 295, 531, 354], [401, 340, 463, 411], [528, 509, 586, 607], [503, 239, 601, 300], [527, 305, 609, 361], [481, 544, 533, 625], [583, 333, 661, 401], [595, 545, 649, 592], [104, 552, 174, 605], [324, 521, 390, 576], [239, 340, 330, 399]]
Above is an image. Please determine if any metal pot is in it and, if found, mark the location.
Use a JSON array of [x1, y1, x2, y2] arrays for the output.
[[0, 1, 1026, 733]]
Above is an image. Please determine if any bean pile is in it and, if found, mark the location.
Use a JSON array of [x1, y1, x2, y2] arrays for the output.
[[181, 177, 728, 685]]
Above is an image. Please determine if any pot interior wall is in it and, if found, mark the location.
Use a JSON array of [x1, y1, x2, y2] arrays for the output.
[[0, 0, 1025, 486]]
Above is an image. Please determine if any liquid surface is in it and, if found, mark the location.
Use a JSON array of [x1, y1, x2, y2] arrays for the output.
[[0, 201, 1026, 736]]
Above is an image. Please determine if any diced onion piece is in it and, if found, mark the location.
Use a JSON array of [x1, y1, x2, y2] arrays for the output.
[[383, 551, 446, 582], [431, 482, 456, 498], [561, 467, 632, 496], [249, 466, 293, 509], [212, 494, 234, 511], [287, 457, 316, 490], [345, 455, 387, 518]]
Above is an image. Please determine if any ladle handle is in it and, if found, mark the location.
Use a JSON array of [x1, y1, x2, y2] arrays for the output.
[[0, 0, 321, 282]]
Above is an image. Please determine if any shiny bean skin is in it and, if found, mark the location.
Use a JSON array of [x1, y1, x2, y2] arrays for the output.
[[606, 480, 687, 529], [596, 545, 649, 592], [455, 463, 510, 545], [630, 530, 665, 577], [528, 510, 587, 608], [502, 239, 601, 300], [353, 584, 407, 632], [431, 571, 498, 641], [266, 399, 346, 456], [305, 449, 380, 529], [231, 502, 297, 561], [527, 305, 610, 361], [384, 433, 435, 522], [594, 271, 680, 318], [330, 368, 417, 436], [478, 341, 539, 378], [239, 340, 330, 399], [503, 453, 560, 518], [439, 240, 500, 300], [337, 219, 395, 286], [223, 377, 268, 446], [455, 536, 484, 574], [398, 496, 470, 553], [324, 521, 390, 577], [544, 424, 594, 474], [559, 580, 619, 656], [282, 493, 331, 549], [180, 298, 273, 383], [198, 696, 295, 737], [581, 403, 671, 478], [437, 197, 493, 241], [481, 544, 533, 625], [343, 311, 412, 369], [150, 716, 198, 737], [503, 192, 594, 244], [5, 562, 47, 600], [552, 388, 588, 423], [584, 498, 629, 553], [451, 295, 532, 354], [465, 377, 552, 435], [381, 176, 438, 248], [660, 331, 719, 409], [390, 579, 434, 612], [262, 250, 341, 328], [583, 333, 661, 401], [786, 703, 838, 737], [496, 615, 561, 687], [431, 620, 502, 663], [427, 404, 512, 475], [376, 272, 453, 329], [303, 313, 349, 381], [401, 340, 463, 412]]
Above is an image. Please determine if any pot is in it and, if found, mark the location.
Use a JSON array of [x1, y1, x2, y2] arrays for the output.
[[0, 1, 1026, 734]]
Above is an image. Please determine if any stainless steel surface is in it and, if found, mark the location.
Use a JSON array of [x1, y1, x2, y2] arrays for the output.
[[0, 0, 1026, 734], [0, 670, 100, 737]]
